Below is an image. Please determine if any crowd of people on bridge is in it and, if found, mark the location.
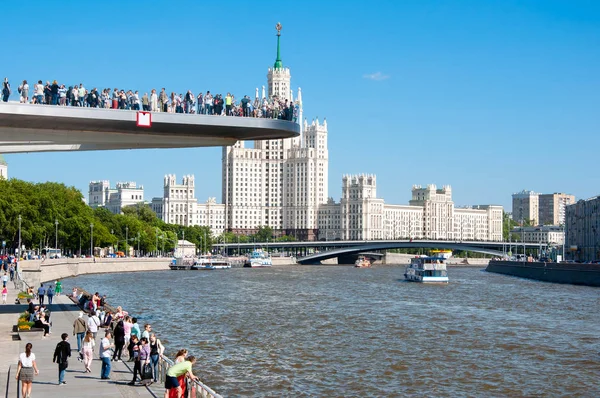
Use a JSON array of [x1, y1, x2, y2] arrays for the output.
[[2, 76, 298, 121]]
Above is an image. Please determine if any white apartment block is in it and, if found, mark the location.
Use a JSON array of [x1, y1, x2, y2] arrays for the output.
[[318, 177, 503, 242], [152, 175, 225, 235], [512, 190, 540, 225], [512, 225, 564, 245], [222, 33, 327, 240], [88, 180, 144, 214]]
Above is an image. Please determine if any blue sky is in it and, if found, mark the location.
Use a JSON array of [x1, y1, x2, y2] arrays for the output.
[[3, 0, 599, 210]]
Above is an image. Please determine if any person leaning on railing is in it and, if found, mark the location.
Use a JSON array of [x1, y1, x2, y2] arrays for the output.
[[163, 355, 199, 398]]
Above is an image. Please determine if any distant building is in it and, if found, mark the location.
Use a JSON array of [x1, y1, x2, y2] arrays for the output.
[[222, 26, 327, 240], [318, 176, 503, 241], [152, 175, 225, 235], [512, 190, 540, 225], [0, 154, 8, 179], [565, 196, 600, 262], [539, 193, 575, 225], [88, 180, 144, 214], [512, 225, 565, 245], [512, 190, 575, 226]]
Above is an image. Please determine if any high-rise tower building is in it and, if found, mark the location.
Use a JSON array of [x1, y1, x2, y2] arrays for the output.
[[222, 24, 328, 239]]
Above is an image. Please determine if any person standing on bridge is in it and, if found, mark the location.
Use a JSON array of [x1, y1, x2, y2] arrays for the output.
[[2, 78, 11, 102]]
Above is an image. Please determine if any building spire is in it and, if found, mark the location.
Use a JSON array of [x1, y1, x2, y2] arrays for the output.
[[274, 22, 283, 69]]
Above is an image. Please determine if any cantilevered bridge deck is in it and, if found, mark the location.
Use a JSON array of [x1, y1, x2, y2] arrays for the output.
[[0, 103, 299, 153]]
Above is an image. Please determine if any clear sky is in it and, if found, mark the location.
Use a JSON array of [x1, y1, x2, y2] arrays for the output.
[[3, 0, 599, 210]]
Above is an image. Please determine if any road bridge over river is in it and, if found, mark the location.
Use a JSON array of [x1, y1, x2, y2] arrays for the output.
[[213, 239, 542, 264]]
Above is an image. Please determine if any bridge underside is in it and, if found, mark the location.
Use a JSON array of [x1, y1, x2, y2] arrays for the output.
[[298, 242, 504, 265], [0, 103, 299, 153]]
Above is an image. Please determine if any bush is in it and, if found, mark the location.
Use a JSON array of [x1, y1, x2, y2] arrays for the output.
[[17, 292, 33, 300]]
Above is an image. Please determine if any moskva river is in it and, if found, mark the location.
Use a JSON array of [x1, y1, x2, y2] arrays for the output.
[[65, 265, 600, 397]]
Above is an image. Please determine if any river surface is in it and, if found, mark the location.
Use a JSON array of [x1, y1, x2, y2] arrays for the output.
[[65, 265, 600, 397]]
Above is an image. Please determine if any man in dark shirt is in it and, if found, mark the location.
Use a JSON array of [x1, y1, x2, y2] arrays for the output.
[[53, 333, 71, 385]]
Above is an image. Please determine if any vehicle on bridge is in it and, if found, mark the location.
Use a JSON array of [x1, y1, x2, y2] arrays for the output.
[[354, 256, 371, 268], [404, 256, 449, 283], [244, 249, 272, 268], [42, 247, 61, 259]]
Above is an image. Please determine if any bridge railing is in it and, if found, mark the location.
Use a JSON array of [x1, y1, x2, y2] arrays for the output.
[[157, 354, 223, 398]]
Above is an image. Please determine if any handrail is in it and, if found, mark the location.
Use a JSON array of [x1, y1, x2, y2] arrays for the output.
[[158, 354, 223, 398]]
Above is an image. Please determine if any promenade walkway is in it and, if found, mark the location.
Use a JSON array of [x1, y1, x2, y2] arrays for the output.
[[0, 293, 155, 398]]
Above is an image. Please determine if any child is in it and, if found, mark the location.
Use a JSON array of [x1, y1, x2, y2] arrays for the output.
[[1, 285, 7, 304]]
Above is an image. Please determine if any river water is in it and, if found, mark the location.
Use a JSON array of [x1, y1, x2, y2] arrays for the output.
[[65, 265, 600, 397]]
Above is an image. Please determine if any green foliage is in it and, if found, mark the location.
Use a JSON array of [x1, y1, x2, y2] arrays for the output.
[[503, 212, 520, 241]]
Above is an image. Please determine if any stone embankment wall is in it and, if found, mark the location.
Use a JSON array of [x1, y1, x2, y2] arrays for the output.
[[19, 258, 170, 287], [383, 252, 489, 266]]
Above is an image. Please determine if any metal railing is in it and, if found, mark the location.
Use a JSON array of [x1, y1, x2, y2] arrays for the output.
[[157, 355, 223, 398]]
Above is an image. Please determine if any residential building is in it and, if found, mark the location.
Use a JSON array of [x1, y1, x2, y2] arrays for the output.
[[512, 225, 565, 245], [151, 175, 226, 235], [88, 180, 144, 214], [512, 190, 540, 225], [0, 154, 8, 179], [222, 28, 327, 239], [565, 196, 600, 262], [539, 193, 576, 225], [319, 176, 503, 241]]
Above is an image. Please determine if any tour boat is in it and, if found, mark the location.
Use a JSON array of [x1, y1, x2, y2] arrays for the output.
[[244, 249, 273, 268], [192, 255, 231, 270], [404, 256, 449, 283], [354, 256, 371, 268], [429, 249, 453, 259]]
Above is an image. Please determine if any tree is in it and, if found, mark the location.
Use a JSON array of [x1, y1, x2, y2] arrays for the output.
[[254, 226, 274, 242]]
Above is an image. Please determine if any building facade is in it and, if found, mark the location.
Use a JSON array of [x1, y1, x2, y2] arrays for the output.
[[565, 196, 600, 262], [512, 190, 540, 225], [88, 180, 144, 214], [318, 177, 503, 242], [512, 190, 575, 226], [539, 193, 575, 225], [222, 28, 327, 239], [512, 225, 565, 245], [0, 154, 8, 179], [151, 175, 225, 235]]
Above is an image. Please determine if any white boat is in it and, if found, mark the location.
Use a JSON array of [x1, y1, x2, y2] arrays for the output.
[[429, 249, 453, 259], [192, 255, 231, 270], [354, 256, 371, 268], [244, 249, 273, 268], [404, 256, 449, 283]]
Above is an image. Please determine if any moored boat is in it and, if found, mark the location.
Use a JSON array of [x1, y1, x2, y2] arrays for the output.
[[192, 255, 231, 270], [404, 256, 449, 283], [354, 256, 371, 268], [244, 249, 273, 267]]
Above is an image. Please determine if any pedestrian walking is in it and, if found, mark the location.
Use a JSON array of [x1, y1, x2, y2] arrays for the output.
[[2, 272, 8, 287], [81, 331, 95, 373], [100, 330, 114, 379], [55, 279, 62, 296], [73, 312, 87, 352], [53, 333, 71, 385], [47, 285, 55, 305], [16, 342, 39, 398], [37, 284, 45, 305], [1, 285, 7, 304], [87, 311, 101, 339]]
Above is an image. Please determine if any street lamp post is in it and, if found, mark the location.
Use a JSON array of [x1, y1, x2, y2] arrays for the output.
[[18, 215, 22, 258], [125, 226, 129, 257], [55, 219, 59, 255], [137, 232, 140, 257], [90, 223, 94, 257]]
